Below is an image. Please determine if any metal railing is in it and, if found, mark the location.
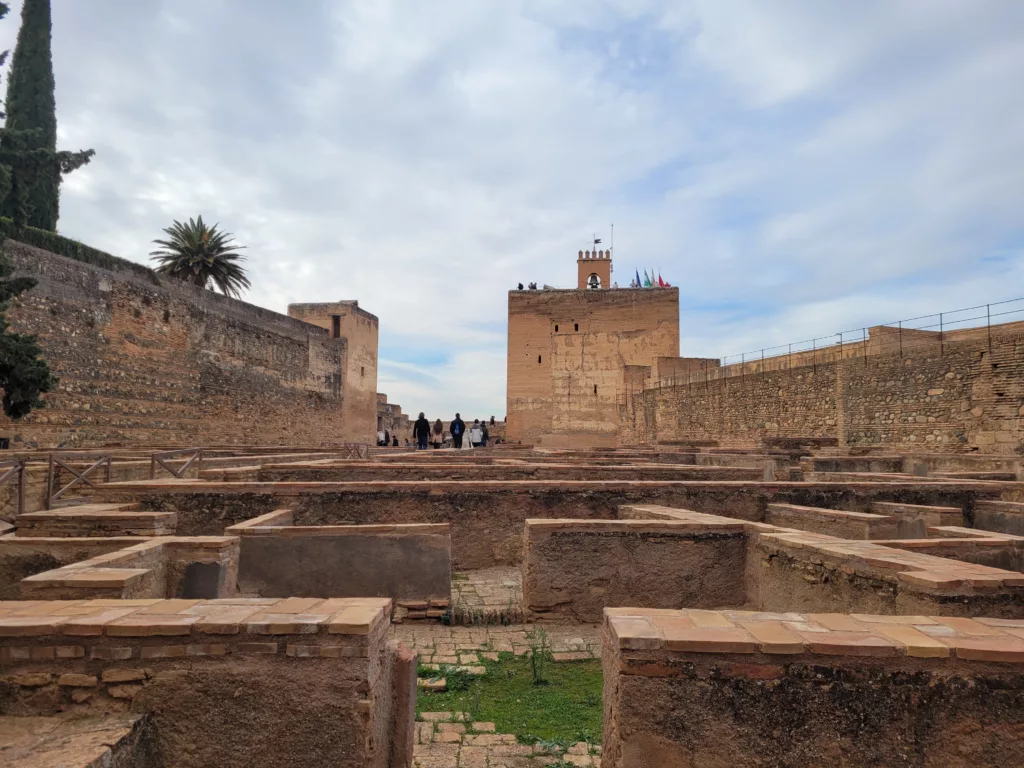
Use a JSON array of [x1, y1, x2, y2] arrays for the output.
[[0, 459, 25, 517], [150, 448, 204, 480], [646, 296, 1024, 393], [46, 453, 112, 509]]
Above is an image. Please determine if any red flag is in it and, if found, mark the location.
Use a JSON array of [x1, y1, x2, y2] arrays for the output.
[[657, 274, 665, 287]]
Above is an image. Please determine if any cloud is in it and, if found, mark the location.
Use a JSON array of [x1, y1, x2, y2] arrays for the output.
[[1, 0, 1022, 420]]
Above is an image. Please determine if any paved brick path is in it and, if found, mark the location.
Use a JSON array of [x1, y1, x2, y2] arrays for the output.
[[390, 623, 602, 665], [451, 567, 523, 622], [414, 712, 601, 767]]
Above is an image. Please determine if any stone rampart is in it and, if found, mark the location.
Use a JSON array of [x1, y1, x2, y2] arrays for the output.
[[0, 240, 364, 449], [622, 324, 1024, 453]]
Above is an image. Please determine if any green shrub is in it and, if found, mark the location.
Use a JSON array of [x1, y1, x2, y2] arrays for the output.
[[0, 218, 160, 285]]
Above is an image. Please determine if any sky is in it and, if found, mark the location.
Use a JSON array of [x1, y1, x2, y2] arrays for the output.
[[1, 1, 1023, 420]]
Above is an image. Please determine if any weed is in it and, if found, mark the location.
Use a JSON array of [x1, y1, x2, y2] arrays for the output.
[[416, 655, 602, 744], [527, 627, 551, 685]]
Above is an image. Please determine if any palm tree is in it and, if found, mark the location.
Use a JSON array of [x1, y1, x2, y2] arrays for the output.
[[149, 216, 251, 298]]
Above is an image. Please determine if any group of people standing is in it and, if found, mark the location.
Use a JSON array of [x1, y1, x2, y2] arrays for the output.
[[411, 412, 489, 450]]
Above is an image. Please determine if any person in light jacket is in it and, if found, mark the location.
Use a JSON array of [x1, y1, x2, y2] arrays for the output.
[[469, 419, 484, 448]]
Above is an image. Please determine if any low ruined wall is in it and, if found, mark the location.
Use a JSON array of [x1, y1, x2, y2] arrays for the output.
[[0, 536, 145, 600], [765, 502, 898, 539], [18, 538, 239, 601], [228, 511, 451, 606], [602, 608, 1024, 768], [255, 463, 761, 483], [522, 519, 746, 622], [0, 597, 412, 768], [95, 479, 1008, 569], [975, 500, 1024, 536], [751, 530, 1024, 618]]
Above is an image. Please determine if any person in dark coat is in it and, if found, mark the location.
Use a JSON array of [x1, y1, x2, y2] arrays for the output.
[[449, 413, 466, 450], [413, 413, 431, 450]]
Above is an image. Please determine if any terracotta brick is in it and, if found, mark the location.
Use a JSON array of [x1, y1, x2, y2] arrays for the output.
[[897, 571, 964, 590], [319, 644, 367, 658], [90, 646, 134, 661], [874, 626, 951, 658], [610, 617, 663, 650], [686, 610, 735, 628], [741, 621, 806, 654], [140, 645, 187, 659], [950, 637, 1024, 663], [850, 614, 937, 626], [55, 645, 85, 659], [806, 614, 869, 632], [933, 617, 1006, 636], [236, 642, 279, 654], [799, 631, 900, 657], [0, 616, 67, 636], [186, 644, 228, 656], [661, 626, 758, 654], [105, 616, 199, 637]]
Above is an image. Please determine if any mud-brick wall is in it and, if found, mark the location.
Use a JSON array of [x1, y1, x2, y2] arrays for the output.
[[621, 327, 1024, 454], [0, 240, 356, 449]]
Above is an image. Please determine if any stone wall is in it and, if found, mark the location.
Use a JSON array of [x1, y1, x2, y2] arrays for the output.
[[288, 301, 380, 444], [227, 510, 451, 607], [94, 478, 1011, 569], [0, 597, 412, 768], [602, 607, 1024, 768], [507, 288, 679, 447], [0, 240, 365, 449], [522, 519, 746, 622], [621, 322, 1024, 453]]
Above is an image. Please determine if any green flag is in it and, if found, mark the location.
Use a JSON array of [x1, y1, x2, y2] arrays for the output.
[[643, 270, 652, 288]]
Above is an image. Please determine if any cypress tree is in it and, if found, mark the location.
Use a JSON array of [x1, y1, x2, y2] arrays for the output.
[[0, 2, 56, 421], [0, 0, 92, 230]]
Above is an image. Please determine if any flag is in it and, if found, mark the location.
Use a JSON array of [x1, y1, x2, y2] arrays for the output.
[[657, 274, 665, 288], [643, 270, 652, 288], [635, 269, 641, 287], [593, 238, 602, 244]]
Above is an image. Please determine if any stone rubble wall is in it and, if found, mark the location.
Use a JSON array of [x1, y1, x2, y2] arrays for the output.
[[0, 240, 357, 449], [602, 607, 1024, 767], [621, 325, 1024, 453], [0, 597, 411, 768]]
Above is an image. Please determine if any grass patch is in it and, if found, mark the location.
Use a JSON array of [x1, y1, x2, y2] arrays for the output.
[[416, 654, 603, 745]]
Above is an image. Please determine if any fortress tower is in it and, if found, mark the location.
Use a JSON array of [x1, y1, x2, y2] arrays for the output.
[[578, 249, 612, 290], [506, 249, 680, 447]]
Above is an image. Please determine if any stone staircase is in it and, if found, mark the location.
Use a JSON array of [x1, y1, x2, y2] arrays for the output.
[[14, 503, 176, 538]]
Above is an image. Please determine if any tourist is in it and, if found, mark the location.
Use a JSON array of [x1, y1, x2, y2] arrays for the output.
[[412, 413, 430, 450], [481, 421, 489, 448], [376, 428, 385, 447], [432, 418, 444, 449], [469, 419, 484, 448], [383, 429, 390, 447], [450, 413, 466, 449], [392, 434, 398, 447]]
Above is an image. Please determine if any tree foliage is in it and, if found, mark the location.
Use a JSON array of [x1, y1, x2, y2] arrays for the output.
[[0, 1, 56, 422], [0, 249, 56, 419], [0, 0, 93, 230], [149, 216, 251, 299]]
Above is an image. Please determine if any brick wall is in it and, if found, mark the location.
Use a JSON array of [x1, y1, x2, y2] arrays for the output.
[[621, 324, 1024, 453], [507, 287, 679, 446], [0, 240, 363, 448]]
